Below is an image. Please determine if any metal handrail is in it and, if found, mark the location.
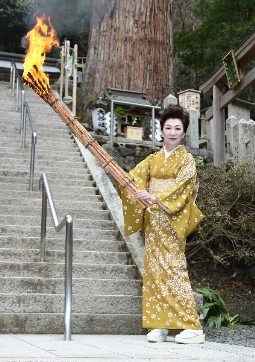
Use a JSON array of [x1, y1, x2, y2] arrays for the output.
[[10, 60, 25, 127], [23, 102, 37, 191], [10, 61, 37, 191], [39, 172, 73, 341]]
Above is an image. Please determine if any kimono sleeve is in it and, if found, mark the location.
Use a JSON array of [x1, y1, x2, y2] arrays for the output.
[[154, 153, 197, 215], [116, 154, 155, 236]]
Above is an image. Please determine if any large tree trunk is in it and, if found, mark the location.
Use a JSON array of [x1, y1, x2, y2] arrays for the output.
[[82, 0, 173, 113]]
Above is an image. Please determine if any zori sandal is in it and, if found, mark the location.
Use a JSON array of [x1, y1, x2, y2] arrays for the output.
[[175, 329, 205, 344], [147, 328, 168, 343]]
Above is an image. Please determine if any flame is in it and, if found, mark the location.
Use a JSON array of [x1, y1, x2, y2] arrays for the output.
[[22, 14, 59, 95]]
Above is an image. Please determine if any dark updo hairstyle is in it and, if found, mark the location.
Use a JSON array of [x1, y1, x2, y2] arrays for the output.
[[160, 104, 189, 133]]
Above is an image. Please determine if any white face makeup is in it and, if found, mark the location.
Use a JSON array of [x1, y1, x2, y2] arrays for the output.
[[162, 118, 185, 152]]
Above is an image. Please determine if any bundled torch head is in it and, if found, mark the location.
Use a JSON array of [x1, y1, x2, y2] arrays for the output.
[[22, 14, 59, 98]]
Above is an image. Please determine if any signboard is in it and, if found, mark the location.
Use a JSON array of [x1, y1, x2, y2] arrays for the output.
[[178, 89, 201, 114], [222, 50, 241, 89]]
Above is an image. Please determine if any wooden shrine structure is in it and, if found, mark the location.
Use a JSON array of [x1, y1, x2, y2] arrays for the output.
[[199, 30, 255, 165]]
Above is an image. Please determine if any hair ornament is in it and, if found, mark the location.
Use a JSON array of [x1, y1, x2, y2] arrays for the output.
[[183, 107, 189, 116]]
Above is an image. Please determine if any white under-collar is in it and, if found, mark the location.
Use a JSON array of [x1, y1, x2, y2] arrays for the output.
[[164, 145, 181, 158]]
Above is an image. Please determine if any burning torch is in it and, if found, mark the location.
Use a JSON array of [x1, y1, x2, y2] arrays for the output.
[[22, 14, 150, 209]]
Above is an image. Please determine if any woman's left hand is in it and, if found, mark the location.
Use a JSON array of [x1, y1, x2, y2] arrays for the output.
[[135, 190, 157, 203]]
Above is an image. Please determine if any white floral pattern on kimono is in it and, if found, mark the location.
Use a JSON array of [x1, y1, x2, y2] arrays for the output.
[[117, 146, 204, 330]]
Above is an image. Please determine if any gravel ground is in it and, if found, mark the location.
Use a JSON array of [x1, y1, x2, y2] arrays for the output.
[[204, 324, 255, 348]]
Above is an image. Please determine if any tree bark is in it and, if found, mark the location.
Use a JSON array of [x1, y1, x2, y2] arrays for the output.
[[82, 0, 173, 111]]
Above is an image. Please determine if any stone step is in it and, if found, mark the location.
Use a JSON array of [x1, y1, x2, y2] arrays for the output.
[[1, 182, 98, 197], [0, 103, 20, 111], [1, 123, 70, 134], [0, 215, 115, 230], [0, 158, 87, 169], [0, 195, 105, 208], [0, 225, 120, 240], [0, 147, 82, 157], [0, 138, 79, 149], [28, 108, 67, 117], [0, 120, 20, 128], [0, 153, 84, 163], [0, 164, 89, 175], [0, 132, 72, 141], [0, 182, 97, 195], [33, 124, 72, 132], [0, 80, 142, 335], [0, 313, 143, 334], [0, 277, 141, 295], [0, 206, 110, 220], [0, 248, 128, 264], [0, 83, 11, 88], [0, 176, 93, 187], [0, 294, 142, 314], [0, 169, 91, 178], [0, 237, 124, 252], [0, 262, 138, 279], [0, 176, 93, 188], [0, 109, 59, 117]]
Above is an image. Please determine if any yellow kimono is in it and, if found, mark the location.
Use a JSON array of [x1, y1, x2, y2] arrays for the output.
[[117, 145, 204, 330]]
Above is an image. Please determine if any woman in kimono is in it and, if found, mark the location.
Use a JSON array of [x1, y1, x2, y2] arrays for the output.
[[104, 104, 205, 343]]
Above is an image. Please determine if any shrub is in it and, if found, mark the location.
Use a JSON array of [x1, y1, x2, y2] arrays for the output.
[[187, 161, 255, 267], [195, 287, 239, 329]]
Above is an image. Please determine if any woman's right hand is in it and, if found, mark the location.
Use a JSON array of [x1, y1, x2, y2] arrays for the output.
[[135, 190, 157, 203]]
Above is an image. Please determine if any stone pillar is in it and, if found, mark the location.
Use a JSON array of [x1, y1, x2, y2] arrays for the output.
[[205, 119, 213, 151], [199, 112, 212, 151], [212, 84, 225, 166], [225, 115, 238, 157], [163, 94, 177, 109], [186, 107, 199, 149], [228, 100, 251, 122], [232, 122, 239, 159], [238, 119, 255, 163]]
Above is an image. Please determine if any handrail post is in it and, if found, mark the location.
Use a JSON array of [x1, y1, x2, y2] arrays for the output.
[[110, 100, 114, 148], [16, 76, 19, 111], [10, 62, 13, 87], [64, 215, 73, 341], [11, 63, 36, 190], [11, 65, 15, 96], [29, 131, 37, 191], [21, 90, 25, 140], [151, 106, 156, 149], [40, 177, 47, 262], [39, 173, 73, 340]]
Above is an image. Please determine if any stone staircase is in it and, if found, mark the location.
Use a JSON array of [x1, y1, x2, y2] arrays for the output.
[[0, 81, 143, 334]]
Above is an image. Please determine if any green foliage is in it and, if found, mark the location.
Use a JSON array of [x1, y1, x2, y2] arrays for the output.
[[103, 91, 137, 120], [174, 0, 255, 89], [0, 0, 91, 56], [0, 0, 37, 52], [240, 319, 255, 325], [113, 106, 126, 120], [88, 94, 97, 101], [187, 161, 255, 267], [196, 287, 238, 328]]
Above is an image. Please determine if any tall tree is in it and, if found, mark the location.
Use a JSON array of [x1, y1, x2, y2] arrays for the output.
[[82, 0, 173, 109], [172, 0, 200, 93]]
